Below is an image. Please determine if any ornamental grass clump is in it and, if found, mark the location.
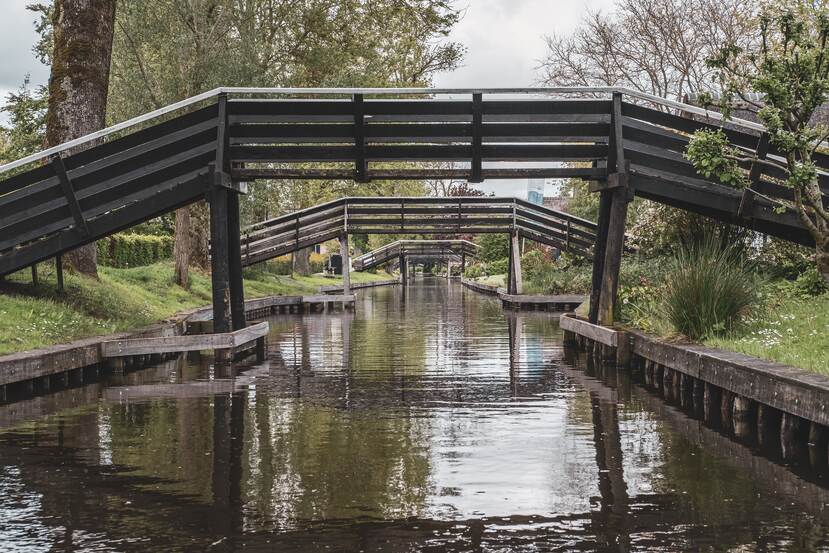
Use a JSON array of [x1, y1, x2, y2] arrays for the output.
[[662, 239, 760, 341]]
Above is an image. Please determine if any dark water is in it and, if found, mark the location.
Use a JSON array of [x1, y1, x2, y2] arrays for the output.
[[1, 278, 829, 552]]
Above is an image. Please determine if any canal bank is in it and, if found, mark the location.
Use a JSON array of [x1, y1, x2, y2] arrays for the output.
[[460, 277, 585, 311], [0, 279, 827, 551], [560, 313, 829, 462]]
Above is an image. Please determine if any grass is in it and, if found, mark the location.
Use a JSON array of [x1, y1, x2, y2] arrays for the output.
[[706, 293, 829, 375], [0, 262, 392, 355]]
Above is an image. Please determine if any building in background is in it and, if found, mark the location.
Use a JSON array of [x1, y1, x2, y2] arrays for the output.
[[527, 179, 544, 205]]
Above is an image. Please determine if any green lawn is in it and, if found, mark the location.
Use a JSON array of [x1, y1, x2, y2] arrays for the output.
[[0, 262, 391, 355], [706, 293, 829, 375]]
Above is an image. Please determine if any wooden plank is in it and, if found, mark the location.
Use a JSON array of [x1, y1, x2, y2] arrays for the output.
[[629, 329, 829, 427], [230, 321, 269, 347], [559, 314, 619, 347], [101, 333, 235, 357]]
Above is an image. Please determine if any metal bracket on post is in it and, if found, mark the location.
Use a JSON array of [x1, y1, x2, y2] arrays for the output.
[[353, 94, 368, 182], [51, 154, 88, 236], [470, 92, 483, 183]]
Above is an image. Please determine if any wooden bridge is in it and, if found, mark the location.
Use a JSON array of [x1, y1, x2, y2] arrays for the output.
[[240, 197, 594, 266], [352, 240, 478, 285], [1, 87, 825, 331]]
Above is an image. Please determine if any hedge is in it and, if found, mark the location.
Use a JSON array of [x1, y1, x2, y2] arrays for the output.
[[97, 234, 174, 268]]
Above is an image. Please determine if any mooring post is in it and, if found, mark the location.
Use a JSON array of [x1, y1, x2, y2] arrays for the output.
[[340, 233, 351, 295], [31, 264, 38, 286], [508, 231, 523, 295], [227, 190, 246, 331], [781, 412, 806, 460], [732, 395, 754, 440]]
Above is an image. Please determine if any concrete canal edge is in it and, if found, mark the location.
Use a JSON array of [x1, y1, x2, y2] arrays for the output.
[[560, 313, 829, 458], [460, 278, 586, 312], [319, 278, 401, 294], [0, 293, 355, 397]]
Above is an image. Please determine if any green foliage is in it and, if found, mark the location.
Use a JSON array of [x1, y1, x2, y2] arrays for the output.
[[0, 78, 48, 164], [463, 263, 484, 279], [757, 237, 814, 278], [97, 234, 174, 268], [478, 234, 509, 262], [687, 1, 829, 283], [685, 129, 747, 188], [661, 238, 761, 340], [560, 178, 599, 221], [488, 257, 508, 275]]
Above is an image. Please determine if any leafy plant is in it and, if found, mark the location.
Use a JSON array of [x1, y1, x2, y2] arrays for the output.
[[661, 238, 761, 340]]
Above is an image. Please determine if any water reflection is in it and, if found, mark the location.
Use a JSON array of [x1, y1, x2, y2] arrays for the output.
[[0, 278, 828, 551]]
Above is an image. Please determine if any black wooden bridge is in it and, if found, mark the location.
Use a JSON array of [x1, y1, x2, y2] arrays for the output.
[[1, 87, 826, 332], [351, 239, 479, 281], [239, 196, 596, 266]]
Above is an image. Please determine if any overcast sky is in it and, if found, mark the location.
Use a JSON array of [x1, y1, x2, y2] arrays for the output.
[[0, 0, 617, 197]]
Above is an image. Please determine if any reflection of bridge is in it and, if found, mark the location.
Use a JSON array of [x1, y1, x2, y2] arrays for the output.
[[352, 240, 479, 275], [1, 87, 825, 332]]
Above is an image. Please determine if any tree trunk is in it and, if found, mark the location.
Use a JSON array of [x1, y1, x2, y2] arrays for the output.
[[818, 237, 829, 287], [293, 247, 312, 276], [174, 207, 190, 288], [45, 0, 117, 278]]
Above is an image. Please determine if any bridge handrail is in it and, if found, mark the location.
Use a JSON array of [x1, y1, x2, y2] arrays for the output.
[[0, 86, 769, 177]]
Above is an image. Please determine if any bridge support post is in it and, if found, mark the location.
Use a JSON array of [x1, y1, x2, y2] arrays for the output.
[[597, 182, 630, 325], [227, 191, 246, 331], [595, 91, 630, 326], [340, 233, 351, 295], [508, 231, 523, 295], [399, 254, 407, 285], [56, 255, 64, 292], [209, 184, 232, 335], [461, 253, 466, 275]]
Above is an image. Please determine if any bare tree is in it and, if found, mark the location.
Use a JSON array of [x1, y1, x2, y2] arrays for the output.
[[45, 0, 117, 277], [538, 0, 756, 102]]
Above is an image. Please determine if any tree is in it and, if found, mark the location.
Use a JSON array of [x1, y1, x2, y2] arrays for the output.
[[44, 0, 117, 277], [539, 0, 755, 102], [0, 78, 48, 164], [109, 0, 463, 283], [686, 1, 829, 284], [538, 0, 758, 253]]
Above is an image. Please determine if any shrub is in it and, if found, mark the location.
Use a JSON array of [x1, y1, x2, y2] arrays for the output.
[[478, 234, 509, 262], [97, 234, 174, 268], [661, 238, 761, 340], [464, 263, 484, 279], [488, 257, 508, 275]]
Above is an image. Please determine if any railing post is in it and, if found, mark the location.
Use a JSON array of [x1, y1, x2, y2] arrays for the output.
[[353, 94, 368, 182], [470, 92, 483, 183]]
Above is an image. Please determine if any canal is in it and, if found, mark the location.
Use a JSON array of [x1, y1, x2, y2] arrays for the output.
[[1, 278, 828, 551]]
